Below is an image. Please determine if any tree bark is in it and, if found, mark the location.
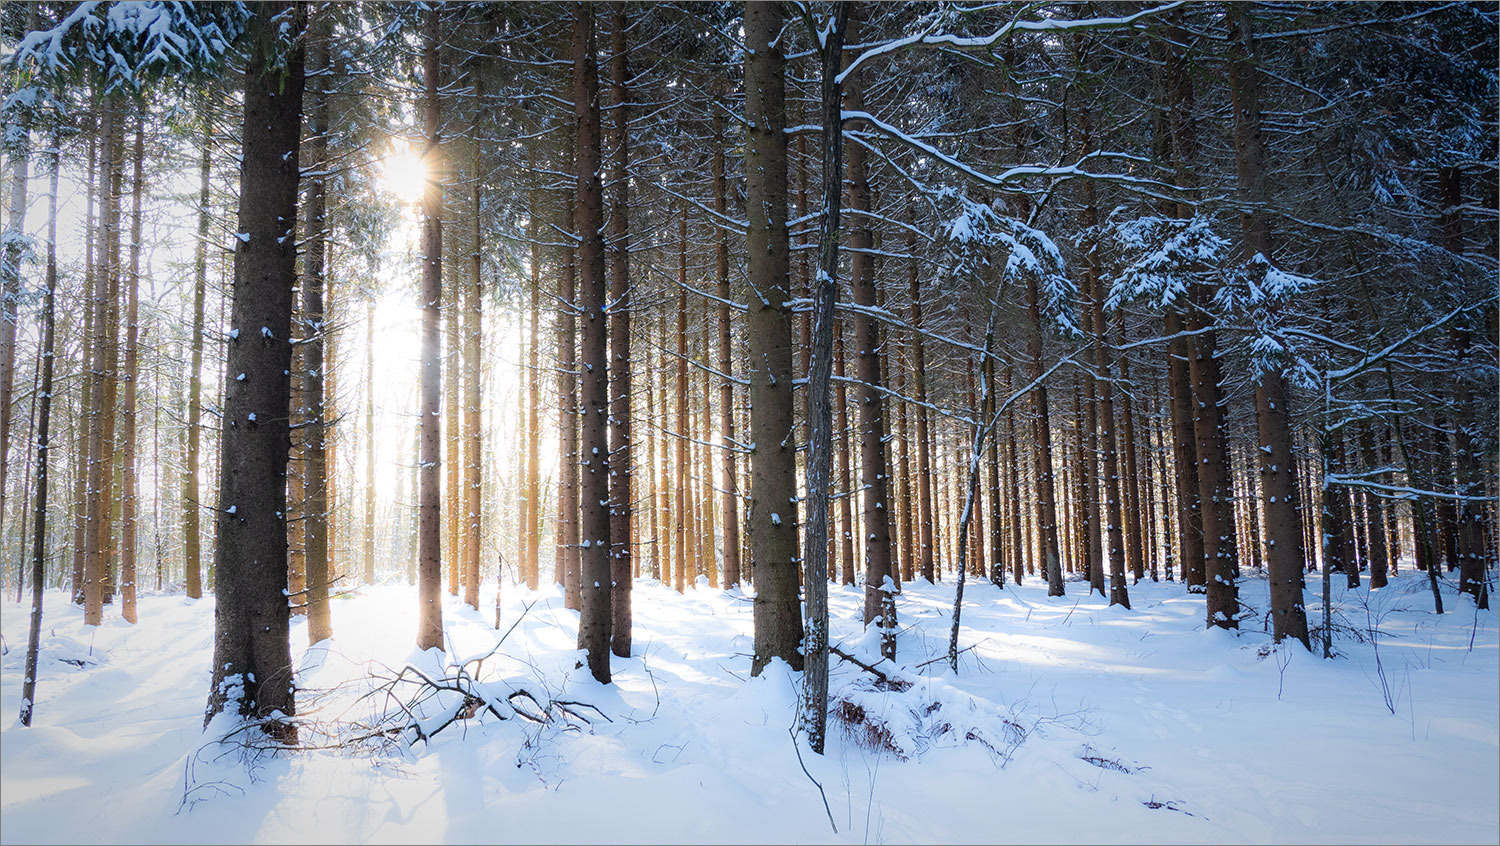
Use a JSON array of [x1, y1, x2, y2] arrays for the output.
[[801, 2, 849, 754], [70, 119, 98, 607], [204, 2, 305, 729], [20, 139, 60, 727], [1227, 3, 1307, 647], [183, 108, 211, 600], [363, 302, 376, 585], [908, 240, 936, 584], [844, 64, 896, 655], [0, 3, 37, 551], [712, 106, 743, 593], [1027, 273, 1064, 596], [745, 0, 803, 675], [82, 92, 118, 626], [1186, 286, 1239, 627], [415, 8, 445, 652], [302, 19, 333, 643], [607, 1, 633, 652], [119, 112, 146, 625], [573, 2, 612, 684]]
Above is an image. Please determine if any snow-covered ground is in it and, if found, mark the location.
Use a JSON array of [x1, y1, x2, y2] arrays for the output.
[[2, 567, 1495, 844]]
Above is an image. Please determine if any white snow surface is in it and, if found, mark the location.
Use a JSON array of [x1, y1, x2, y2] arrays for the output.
[[2, 570, 1495, 844]]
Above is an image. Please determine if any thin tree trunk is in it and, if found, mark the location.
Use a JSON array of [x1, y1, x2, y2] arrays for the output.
[[674, 209, 689, 594], [71, 120, 98, 607], [1084, 224, 1129, 610], [0, 3, 38, 549], [607, 2, 633, 650], [119, 111, 146, 625], [1027, 274, 1064, 596], [835, 325, 855, 585], [556, 152, 580, 609], [1117, 319, 1145, 583], [415, 8, 445, 652], [907, 238, 936, 585], [845, 63, 895, 655], [801, 2, 849, 754], [82, 93, 119, 626], [363, 302, 376, 584], [183, 108, 211, 600], [524, 180, 542, 590], [464, 138, 483, 611], [302, 20, 333, 642], [20, 139, 59, 727], [712, 107, 742, 593]]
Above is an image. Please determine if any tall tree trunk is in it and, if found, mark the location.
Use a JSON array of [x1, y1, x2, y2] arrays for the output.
[[607, 2, 634, 650], [363, 302, 376, 584], [415, 8, 445, 652], [204, 2, 305, 729], [896, 354, 917, 585], [0, 3, 38, 549], [183, 108, 211, 600], [1227, 3, 1307, 647], [835, 325, 855, 585], [20, 139, 60, 727], [445, 294, 461, 597], [983, 354, 1004, 587], [574, 2, 612, 684], [1027, 274, 1065, 596], [71, 119, 98, 607], [524, 180, 542, 591], [1082, 175, 1129, 608], [99, 106, 124, 607], [1117, 319, 1145, 583], [559, 177, 580, 608], [744, 0, 803, 675], [908, 238, 935, 584], [464, 136, 483, 611], [1186, 285, 1238, 627], [1359, 425, 1390, 589], [802, 2, 849, 754], [302, 20, 333, 643], [82, 93, 119, 626], [1166, 310, 1204, 591], [1005, 364, 1025, 585], [119, 111, 146, 625], [712, 107, 742, 593], [674, 209, 689, 594], [1080, 369, 1103, 596], [844, 63, 895, 655]]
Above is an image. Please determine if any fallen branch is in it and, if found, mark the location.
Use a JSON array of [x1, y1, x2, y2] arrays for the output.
[[830, 645, 910, 691]]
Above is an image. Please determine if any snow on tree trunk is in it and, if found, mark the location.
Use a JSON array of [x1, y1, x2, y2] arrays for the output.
[[744, 0, 804, 677], [205, 2, 305, 730]]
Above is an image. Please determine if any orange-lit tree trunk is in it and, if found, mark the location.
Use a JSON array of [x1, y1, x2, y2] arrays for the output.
[[415, 8, 445, 652], [301, 19, 333, 641], [712, 108, 742, 592]]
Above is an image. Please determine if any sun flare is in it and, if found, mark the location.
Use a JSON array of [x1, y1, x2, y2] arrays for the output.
[[378, 141, 429, 205]]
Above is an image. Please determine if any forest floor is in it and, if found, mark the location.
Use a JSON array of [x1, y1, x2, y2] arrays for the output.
[[2, 565, 1496, 845]]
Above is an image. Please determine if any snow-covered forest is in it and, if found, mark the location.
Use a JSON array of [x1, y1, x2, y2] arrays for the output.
[[1, 2, 1496, 843]]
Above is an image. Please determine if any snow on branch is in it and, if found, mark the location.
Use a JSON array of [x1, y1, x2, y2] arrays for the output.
[[836, 2, 1185, 85]]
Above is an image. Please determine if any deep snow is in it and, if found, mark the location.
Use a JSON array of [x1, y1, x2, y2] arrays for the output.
[[2, 567, 1496, 845]]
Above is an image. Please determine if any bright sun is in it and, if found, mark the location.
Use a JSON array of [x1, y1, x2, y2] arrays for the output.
[[378, 141, 428, 205]]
